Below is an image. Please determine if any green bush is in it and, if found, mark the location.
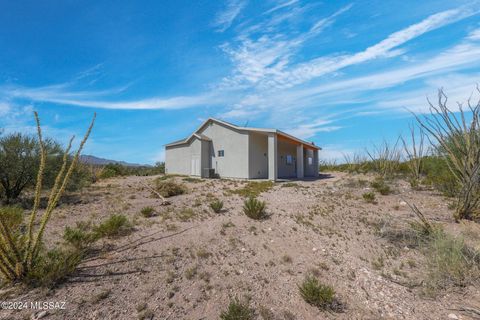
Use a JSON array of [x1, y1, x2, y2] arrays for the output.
[[26, 247, 82, 288], [370, 178, 392, 195], [63, 222, 97, 250], [140, 206, 155, 217], [210, 199, 224, 213], [230, 181, 274, 198], [0, 133, 93, 202], [0, 205, 24, 229], [421, 156, 459, 197], [243, 197, 267, 220], [298, 275, 336, 310], [154, 180, 186, 197], [94, 214, 133, 238], [362, 192, 377, 204], [220, 299, 254, 320], [424, 229, 479, 294]]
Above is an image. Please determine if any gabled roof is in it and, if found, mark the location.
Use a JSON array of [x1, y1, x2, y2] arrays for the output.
[[165, 118, 321, 150]]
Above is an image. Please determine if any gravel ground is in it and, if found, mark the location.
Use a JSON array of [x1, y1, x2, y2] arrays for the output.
[[1, 172, 479, 320]]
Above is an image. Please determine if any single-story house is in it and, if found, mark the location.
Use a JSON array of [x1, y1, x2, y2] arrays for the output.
[[165, 118, 321, 180]]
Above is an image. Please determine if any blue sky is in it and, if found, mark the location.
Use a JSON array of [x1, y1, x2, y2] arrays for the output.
[[1, 0, 480, 164]]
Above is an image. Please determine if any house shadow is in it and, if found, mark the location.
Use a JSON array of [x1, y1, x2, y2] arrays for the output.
[[277, 172, 334, 182]]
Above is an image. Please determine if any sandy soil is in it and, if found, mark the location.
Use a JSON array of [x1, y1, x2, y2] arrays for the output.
[[1, 172, 479, 320]]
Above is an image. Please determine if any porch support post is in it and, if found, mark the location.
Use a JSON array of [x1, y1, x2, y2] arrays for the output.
[[268, 133, 277, 181], [296, 144, 304, 179], [313, 149, 319, 178]]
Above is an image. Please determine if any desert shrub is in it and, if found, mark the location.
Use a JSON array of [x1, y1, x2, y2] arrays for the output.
[[210, 199, 224, 213], [231, 181, 274, 198], [154, 179, 186, 197], [0, 133, 93, 203], [362, 192, 376, 204], [298, 275, 337, 310], [177, 208, 196, 221], [243, 197, 267, 220], [0, 112, 94, 285], [140, 206, 155, 217], [370, 178, 392, 195], [26, 247, 83, 288], [421, 156, 459, 197], [0, 205, 24, 229], [152, 161, 165, 174], [94, 214, 132, 238], [98, 163, 126, 179], [365, 140, 402, 178], [63, 222, 97, 250], [183, 177, 203, 183], [424, 229, 479, 293], [220, 299, 254, 320]]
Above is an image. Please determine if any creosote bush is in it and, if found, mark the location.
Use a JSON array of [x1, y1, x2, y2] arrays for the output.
[[220, 299, 254, 320], [243, 197, 267, 220], [424, 228, 479, 294], [154, 179, 186, 197], [210, 199, 224, 213], [63, 221, 97, 250], [230, 181, 274, 198], [0, 111, 95, 285], [94, 214, 133, 238], [140, 206, 155, 218], [26, 247, 82, 288], [370, 178, 392, 195], [299, 275, 339, 311], [362, 192, 377, 204]]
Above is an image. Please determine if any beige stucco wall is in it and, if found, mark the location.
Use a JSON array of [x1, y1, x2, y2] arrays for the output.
[[248, 132, 268, 179], [304, 149, 315, 177], [198, 121, 249, 178], [166, 120, 319, 179], [165, 138, 207, 176], [277, 139, 297, 178]]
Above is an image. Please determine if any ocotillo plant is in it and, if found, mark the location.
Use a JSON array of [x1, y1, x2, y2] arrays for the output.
[[0, 111, 95, 282], [415, 88, 480, 221], [401, 124, 427, 187]]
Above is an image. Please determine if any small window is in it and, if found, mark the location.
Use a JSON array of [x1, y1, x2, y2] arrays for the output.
[[286, 155, 293, 165], [218, 150, 224, 157], [308, 157, 313, 165]]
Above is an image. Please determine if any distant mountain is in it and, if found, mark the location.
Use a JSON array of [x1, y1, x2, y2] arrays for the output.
[[79, 155, 150, 167]]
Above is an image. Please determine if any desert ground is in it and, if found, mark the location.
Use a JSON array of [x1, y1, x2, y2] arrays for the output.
[[1, 172, 479, 320]]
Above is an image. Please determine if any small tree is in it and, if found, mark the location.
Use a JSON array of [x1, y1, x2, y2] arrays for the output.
[[415, 88, 480, 221], [0, 132, 90, 203], [0, 134, 62, 202]]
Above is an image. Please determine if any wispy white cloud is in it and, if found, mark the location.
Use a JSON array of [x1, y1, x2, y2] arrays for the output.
[[468, 27, 480, 40], [264, 0, 299, 15], [220, 4, 353, 89], [213, 0, 248, 32], [0, 101, 11, 117], [270, 5, 479, 89], [0, 84, 224, 110], [282, 119, 342, 139]]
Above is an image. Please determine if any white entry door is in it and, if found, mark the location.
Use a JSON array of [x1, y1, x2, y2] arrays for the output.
[[191, 156, 200, 176]]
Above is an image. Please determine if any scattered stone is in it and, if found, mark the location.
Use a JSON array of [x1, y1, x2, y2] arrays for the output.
[[31, 311, 48, 320]]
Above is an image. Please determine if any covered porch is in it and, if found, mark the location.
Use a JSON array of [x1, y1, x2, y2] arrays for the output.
[[268, 133, 319, 180]]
